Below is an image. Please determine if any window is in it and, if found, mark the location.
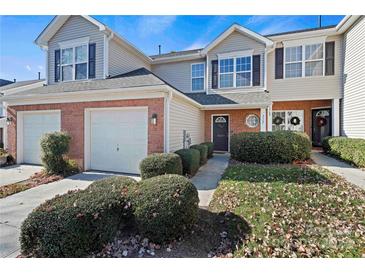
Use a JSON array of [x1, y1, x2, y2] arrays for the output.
[[191, 63, 205, 91], [285, 46, 302, 78], [272, 110, 304, 132], [305, 43, 324, 76], [245, 114, 259, 128], [219, 55, 252, 88], [219, 58, 234, 88], [61, 44, 88, 81]]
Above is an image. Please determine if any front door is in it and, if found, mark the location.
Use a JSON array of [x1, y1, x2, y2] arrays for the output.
[[312, 108, 332, 146], [212, 115, 229, 151]]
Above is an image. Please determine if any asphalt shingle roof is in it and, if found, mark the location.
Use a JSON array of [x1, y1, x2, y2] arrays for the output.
[[185, 91, 271, 105], [150, 48, 203, 59], [0, 79, 45, 92]]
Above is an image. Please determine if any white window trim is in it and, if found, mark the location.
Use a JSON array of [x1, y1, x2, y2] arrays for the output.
[[284, 41, 326, 79], [191, 62, 205, 92], [218, 54, 253, 89], [272, 110, 304, 131], [60, 42, 89, 82]]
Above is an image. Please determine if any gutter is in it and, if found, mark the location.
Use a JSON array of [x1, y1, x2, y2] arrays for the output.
[[336, 15, 361, 33]]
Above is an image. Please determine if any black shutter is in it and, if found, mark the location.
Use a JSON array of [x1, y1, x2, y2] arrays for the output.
[[88, 43, 96, 79], [55, 49, 60, 82], [211, 60, 218, 89], [325, 41, 335, 76], [252, 54, 261, 86], [275, 48, 284, 79]]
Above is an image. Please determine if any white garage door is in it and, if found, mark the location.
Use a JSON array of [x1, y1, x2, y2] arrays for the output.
[[90, 108, 148, 174], [23, 112, 61, 164]]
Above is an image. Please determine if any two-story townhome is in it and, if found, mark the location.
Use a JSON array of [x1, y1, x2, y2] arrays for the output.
[[1, 15, 364, 174]]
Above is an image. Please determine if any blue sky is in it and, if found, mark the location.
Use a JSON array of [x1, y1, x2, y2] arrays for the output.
[[0, 15, 344, 81]]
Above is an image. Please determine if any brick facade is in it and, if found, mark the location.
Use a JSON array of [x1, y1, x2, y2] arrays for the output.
[[7, 98, 164, 169], [204, 109, 261, 141], [272, 99, 332, 139]]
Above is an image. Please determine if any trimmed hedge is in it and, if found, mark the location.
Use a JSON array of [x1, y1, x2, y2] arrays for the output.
[[139, 153, 183, 179], [322, 136, 365, 168], [201, 142, 214, 158], [20, 176, 136, 257], [175, 148, 200, 176], [132, 174, 199, 243], [230, 131, 311, 164], [190, 144, 208, 165]]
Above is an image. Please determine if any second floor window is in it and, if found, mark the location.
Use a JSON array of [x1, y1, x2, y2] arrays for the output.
[[61, 44, 88, 81], [191, 63, 205, 91], [219, 56, 252, 88], [285, 46, 302, 78]]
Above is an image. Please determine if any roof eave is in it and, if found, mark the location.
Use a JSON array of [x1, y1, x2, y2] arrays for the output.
[[201, 103, 270, 110], [336, 15, 361, 33]]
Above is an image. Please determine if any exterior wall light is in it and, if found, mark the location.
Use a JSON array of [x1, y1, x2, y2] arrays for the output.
[[151, 113, 157, 125], [6, 117, 12, 126]]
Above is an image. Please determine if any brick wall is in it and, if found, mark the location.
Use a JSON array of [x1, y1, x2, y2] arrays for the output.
[[204, 109, 261, 141], [7, 98, 164, 169]]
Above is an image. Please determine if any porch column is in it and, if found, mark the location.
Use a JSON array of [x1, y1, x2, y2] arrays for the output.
[[260, 108, 267, 132], [267, 104, 273, 131], [332, 98, 340, 136]]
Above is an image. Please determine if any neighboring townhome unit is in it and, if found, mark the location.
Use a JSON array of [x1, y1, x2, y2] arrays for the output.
[[1, 15, 363, 174]]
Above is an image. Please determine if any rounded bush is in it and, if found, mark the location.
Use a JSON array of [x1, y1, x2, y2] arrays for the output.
[[133, 174, 199, 243], [139, 153, 183, 179], [175, 148, 200, 176], [201, 142, 214, 158], [230, 131, 311, 164], [20, 176, 136, 257], [190, 144, 208, 165]]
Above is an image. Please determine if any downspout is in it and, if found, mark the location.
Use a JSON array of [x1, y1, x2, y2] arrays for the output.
[[205, 54, 209, 94], [103, 32, 114, 78], [164, 89, 172, 153], [41, 45, 49, 85]]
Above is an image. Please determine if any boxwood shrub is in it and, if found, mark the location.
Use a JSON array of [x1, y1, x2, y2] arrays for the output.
[[230, 131, 311, 164], [201, 142, 214, 158], [139, 153, 183, 179], [20, 176, 136, 257], [132, 174, 199, 243], [322, 136, 365, 167], [175, 148, 200, 176], [190, 144, 208, 165]]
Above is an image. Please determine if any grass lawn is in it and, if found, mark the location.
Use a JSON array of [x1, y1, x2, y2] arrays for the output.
[[209, 163, 365, 258]]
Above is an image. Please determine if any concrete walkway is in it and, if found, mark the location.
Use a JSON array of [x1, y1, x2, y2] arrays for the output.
[[311, 151, 365, 190], [0, 165, 44, 187], [192, 153, 229, 208], [0, 171, 139, 258]]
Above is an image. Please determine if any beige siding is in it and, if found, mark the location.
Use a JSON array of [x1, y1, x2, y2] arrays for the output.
[[48, 16, 105, 84], [342, 16, 365, 138], [208, 31, 266, 92], [169, 96, 204, 152], [108, 40, 151, 77], [152, 58, 205, 93], [267, 35, 343, 101]]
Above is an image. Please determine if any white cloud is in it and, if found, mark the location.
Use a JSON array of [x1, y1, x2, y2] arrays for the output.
[[259, 18, 300, 35], [25, 65, 31, 71], [137, 16, 176, 37], [183, 41, 207, 51], [37, 65, 44, 70]]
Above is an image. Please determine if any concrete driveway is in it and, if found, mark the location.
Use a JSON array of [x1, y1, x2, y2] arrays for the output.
[[0, 165, 43, 187], [0, 171, 140, 258]]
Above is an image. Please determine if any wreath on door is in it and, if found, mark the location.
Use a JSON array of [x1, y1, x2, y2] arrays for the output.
[[273, 116, 284, 125], [290, 116, 301, 126], [316, 117, 327, 127]]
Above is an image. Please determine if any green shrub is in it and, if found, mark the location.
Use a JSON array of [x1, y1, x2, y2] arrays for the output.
[[190, 144, 208, 165], [175, 148, 200, 176], [20, 176, 136, 257], [132, 174, 199, 243], [139, 153, 183, 179], [40, 132, 75, 176], [0, 142, 3, 149], [201, 142, 214, 158], [322, 137, 365, 167], [230, 131, 311, 164]]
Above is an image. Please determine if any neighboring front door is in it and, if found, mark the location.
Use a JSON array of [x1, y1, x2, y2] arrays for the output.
[[212, 115, 229, 151], [312, 108, 332, 146]]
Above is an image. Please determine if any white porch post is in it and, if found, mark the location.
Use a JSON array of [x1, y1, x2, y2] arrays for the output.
[[267, 104, 273, 131], [260, 108, 267, 132], [332, 98, 340, 136]]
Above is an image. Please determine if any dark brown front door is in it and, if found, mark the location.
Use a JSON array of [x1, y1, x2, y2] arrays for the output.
[[212, 115, 229, 151], [312, 108, 332, 146]]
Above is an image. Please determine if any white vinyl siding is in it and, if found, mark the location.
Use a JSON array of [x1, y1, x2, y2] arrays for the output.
[[108, 39, 151, 77], [169, 97, 204, 152], [48, 16, 104, 84], [268, 35, 343, 101], [342, 16, 365, 138], [152, 59, 205, 93]]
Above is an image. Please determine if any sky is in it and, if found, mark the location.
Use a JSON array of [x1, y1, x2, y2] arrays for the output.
[[0, 15, 344, 81]]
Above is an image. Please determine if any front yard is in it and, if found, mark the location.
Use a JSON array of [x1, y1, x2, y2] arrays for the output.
[[209, 163, 365, 258]]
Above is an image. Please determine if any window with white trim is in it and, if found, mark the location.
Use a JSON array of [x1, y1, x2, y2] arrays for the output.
[[61, 44, 88, 81], [272, 110, 304, 132], [219, 58, 234, 88], [285, 46, 302, 78], [219, 55, 252, 88], [236, 56, 252, 87], [191, 63, 205, 91], [305, 43, 324, 76]]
